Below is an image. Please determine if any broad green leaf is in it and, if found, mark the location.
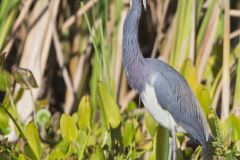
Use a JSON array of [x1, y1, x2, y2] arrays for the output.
[[183, 147, 194, 160], [48, 148, 66, 160], [196, 86, 211, 115], [60, 114, 78, 142], [180, 60, 212, 116], [89, 145, 106, 160], [77, 129, 92, 160], [78, 95, 92, 130], [122, 119, 135, 147], [0, 103, 26, 140], [144, 112, 157, 137], [72, 112, 78, 123], [97, 82, 121, 129], [0, 70, 13, 91], [135, 127, 145, 144], [18, 154, 26, 160], [180, 59, 199, 93], [0, 107, 9, 134], [24, 143, 38, 160], [48, 140, 74, 160], [224, 115, 240, 142], [24, 122, 42, 160], [126, 101, 137, 112], [115, 154, 124, 160], [77, 130, 87, 146]]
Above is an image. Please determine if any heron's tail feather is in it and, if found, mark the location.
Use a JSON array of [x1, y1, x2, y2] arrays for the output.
[[202, 136, 215, 160]]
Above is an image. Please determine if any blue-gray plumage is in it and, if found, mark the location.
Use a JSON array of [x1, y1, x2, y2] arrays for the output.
[[123, 0, 213, 159]]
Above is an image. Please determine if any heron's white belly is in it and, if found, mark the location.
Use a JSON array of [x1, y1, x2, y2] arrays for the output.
[[141, 83, 185, 132]]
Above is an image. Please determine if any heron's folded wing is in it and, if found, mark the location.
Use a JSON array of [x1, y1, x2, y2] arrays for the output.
[[152, 73, 209, 145]]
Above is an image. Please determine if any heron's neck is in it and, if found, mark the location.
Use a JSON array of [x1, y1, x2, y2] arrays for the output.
[[122, 0, 145, 91]]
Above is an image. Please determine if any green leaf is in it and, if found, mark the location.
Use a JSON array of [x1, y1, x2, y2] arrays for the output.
[[180, 59, 199, 93], [122, 119, 135, 147], [180, 60, 211, 115], [24, 122, 42, 160], [48, 140, 73, 160], [0, 107, 10, 134], [24, 143, 38, 160], [89, 145, 106, 160], [77, 95, 92, 130], [0, 103, 26, 140], [60, 114, 78, 142], [144, 112, 157, 137], [97, 82, 121, 129], [196, 86, 211, 115], [126, 101, 137, 112], [0, 70, 13, 91], [18, 154, 26, 160], [224, 115, 240, 142]]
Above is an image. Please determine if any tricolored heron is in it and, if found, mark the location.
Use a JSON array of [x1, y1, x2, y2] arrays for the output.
[[122, 0, 213, 159]]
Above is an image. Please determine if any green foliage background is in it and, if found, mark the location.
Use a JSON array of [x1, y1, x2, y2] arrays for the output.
[[0, 0, 240, 159]]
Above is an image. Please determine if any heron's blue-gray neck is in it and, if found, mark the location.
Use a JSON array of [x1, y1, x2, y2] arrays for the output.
[[123, 0, 145, 91]]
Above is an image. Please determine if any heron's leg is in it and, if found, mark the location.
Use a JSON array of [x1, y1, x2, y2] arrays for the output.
[[168, 137, 173, 160], [172, 127, 177, 160]]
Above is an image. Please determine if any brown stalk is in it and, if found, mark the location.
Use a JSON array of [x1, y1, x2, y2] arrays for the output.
[[221, 0, 230, 121], [114, 8, 128, 97], [52, 24, 75, 114], [230, 9, 240, 18], [61, 0, 98, 32], [212, 79, 222, 110], [161, 16, 176, 63], [196, 3, 220, 82], [120, 90, 137, 113], [73, 45, 91, 92], [189, 0, 196, 62], [230, 29, 240, 39], [13, 0, 60, 135]]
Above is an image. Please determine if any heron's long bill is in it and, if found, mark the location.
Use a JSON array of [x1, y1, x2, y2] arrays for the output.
[[142, 0, 147, 10]]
